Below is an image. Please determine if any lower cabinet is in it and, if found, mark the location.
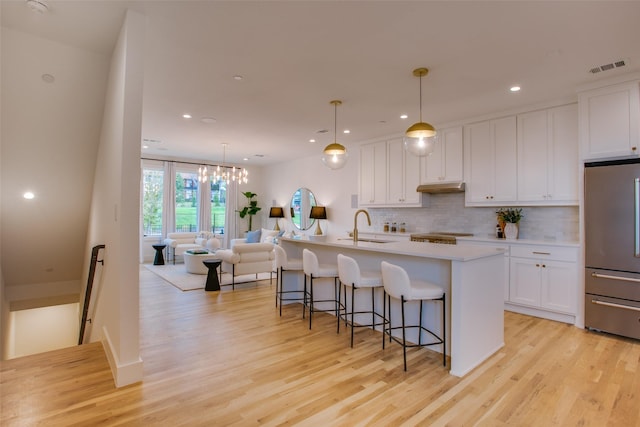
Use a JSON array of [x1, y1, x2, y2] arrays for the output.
[[508, 244, 578, 320], [459, 240, 578, 324]]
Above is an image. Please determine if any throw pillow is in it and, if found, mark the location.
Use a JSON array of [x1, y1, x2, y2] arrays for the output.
[[246, 229, 262, 243], [260, 228, 279, 244]]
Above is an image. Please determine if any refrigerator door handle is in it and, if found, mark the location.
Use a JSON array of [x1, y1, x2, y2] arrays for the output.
[[636, 178, 640, 257], [591, 299, 640, 313], [591, 271, 640, 283]]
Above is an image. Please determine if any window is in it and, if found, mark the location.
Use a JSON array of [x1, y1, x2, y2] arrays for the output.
[[211, 180, 227, 234], [142, 167, 163, 236], [175, 169, 198, 232]]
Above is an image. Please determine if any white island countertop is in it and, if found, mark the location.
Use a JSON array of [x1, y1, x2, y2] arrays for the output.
[[279, 236, 506, 377], [281, 236, 506, 261]]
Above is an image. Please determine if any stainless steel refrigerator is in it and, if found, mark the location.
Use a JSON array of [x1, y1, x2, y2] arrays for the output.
[[585, 159, 640, 340]]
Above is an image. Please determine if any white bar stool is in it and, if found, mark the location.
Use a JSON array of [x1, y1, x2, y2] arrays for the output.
[[380, 261, 446, 371], [274, 245, 304, 316], [302, 249, 342, 331], [337, 254, 385, 348]]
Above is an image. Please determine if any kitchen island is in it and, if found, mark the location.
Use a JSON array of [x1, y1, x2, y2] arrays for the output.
[[279, 236, 506, 377]]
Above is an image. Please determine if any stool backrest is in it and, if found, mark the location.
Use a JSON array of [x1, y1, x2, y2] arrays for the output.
[[274, 245, 287, 269], [302, 249, 319, 276], [337, 254, 360, 286], [381, 261, 411, 300]]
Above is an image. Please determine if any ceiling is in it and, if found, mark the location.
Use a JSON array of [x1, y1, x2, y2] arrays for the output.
[[3, 0, 640, 167]]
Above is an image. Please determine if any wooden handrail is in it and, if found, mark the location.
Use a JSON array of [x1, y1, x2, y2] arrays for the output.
[[78, 244, 105, 345]]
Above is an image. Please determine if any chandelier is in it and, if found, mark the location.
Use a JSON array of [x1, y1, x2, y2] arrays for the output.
[[213, 143, 248, 185]]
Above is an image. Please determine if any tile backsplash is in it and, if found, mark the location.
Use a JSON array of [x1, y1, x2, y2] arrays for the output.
[[367, 193, 579, 242]]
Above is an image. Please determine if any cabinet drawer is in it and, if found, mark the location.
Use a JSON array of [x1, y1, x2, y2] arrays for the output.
[[510, 244, 578, 262]]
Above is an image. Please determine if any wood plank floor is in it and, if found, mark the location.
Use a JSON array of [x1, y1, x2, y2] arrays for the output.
[[2, 266, 640, 426]]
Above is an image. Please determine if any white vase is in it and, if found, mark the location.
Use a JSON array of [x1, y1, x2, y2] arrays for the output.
[[504, 222, 519, 240]]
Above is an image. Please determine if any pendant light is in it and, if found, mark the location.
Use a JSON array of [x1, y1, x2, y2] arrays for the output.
[[322, 100, 348, 170], [404, 67, 437, 157]]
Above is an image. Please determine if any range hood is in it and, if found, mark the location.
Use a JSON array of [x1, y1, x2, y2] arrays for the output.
[[416, 182, 465, 193]]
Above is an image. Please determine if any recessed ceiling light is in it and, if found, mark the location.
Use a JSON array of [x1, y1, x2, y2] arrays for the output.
[[182, 114, 192, 119], [343, 130, 350, 134], [142, 144, 149, 149], [400, 114, 408, 119], [23, 191, 35, 199], [510, 86, 521, 92], [233, 75, 243, 81], [41, 73, 55, 83], [201, 117, 216, 124], [309, 139, 316, 143], [243, 157, 249, 161]]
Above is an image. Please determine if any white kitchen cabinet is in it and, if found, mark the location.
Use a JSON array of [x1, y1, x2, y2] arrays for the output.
[[387, 138, 421, 205], [516, 104, 578, 205], [359, 138, 423, 207], [509, 244, 577, 316], [359, 141, 387, 206], [420, 126, 463, 184], [464, 116, 517, 205], [579, 80, 640, 160]]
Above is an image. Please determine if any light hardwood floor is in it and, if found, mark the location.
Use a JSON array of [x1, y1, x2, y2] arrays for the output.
[[2, 266, 640, 426]]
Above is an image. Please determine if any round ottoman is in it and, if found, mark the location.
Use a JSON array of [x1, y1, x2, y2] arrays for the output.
[[184, 251, 214, 274]]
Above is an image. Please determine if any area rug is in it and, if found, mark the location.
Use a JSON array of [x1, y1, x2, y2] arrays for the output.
[[143, 263, 273, 291]]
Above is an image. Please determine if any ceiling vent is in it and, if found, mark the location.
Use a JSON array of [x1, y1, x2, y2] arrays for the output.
[[589, 59, 627, 74]]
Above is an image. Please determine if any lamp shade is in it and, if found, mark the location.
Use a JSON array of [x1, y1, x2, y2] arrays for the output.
[[269, 207, 285, 218], [405, 68, 437, 157], [309, 206, 327, 235], [309, 206, 327, 219]]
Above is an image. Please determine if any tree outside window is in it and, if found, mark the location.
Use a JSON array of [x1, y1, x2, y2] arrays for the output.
[[142, 169, 163, 236]]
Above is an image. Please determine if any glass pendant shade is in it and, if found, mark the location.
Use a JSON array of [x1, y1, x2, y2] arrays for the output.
[[322, 142, 348, 170]]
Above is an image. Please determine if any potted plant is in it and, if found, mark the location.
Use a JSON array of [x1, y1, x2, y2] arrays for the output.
[[496, 208, 523, 239], [237, 191, 261, 232]]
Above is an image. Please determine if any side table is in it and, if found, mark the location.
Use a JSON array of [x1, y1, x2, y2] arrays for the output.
[[152, 244, 166, 265], [203, 259, 222, 291]]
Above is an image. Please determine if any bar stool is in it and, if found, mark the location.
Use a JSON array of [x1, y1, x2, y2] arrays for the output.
[[274, 245, 304, 316], [337, 254, 385, 348], [380, 261, 446, 371], [302, 249, 342, 331]]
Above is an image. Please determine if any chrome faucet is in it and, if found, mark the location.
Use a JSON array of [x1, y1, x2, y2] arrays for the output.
[[353, 209, 371, 243]]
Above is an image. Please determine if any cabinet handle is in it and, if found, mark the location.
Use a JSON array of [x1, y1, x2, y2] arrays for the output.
[[536, 263, 540, 267], [541, 264, 546, 268], [633, 147, 637, 151], [532, 251, 551, 255], [591, 299, 640, 312]]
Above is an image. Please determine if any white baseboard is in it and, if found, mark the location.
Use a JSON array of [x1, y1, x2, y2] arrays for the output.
[[101, 326, 143, 388]]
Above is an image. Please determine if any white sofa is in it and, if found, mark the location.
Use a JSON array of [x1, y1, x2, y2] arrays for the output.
[[216, 235, 276, 289], [164, 231, 221, 264]]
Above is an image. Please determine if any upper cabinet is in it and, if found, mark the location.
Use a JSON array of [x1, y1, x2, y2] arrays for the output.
[[579, 80, 640, 160], [359, 141, 387, 206], [420, 126, 463, 184], [387, 138, 421, 205], [516, 104, 578, 204], [464, 116, 517, 205], [359, 138, 423, 207]]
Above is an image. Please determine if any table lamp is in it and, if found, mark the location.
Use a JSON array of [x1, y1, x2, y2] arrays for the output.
[[269, 207, 285, 231], [309, 206, 327, 235]]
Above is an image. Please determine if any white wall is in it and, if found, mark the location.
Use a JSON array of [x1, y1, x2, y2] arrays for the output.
[[259, 153, 358, 237], [7, 303, 79, 359], [82, 10, 145, 388]]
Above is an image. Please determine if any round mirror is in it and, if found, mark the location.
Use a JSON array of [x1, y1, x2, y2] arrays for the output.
[[290, 188, 317, 230]]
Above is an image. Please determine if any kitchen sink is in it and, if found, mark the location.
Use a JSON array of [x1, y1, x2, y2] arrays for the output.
[[337, 238, 391, 244]]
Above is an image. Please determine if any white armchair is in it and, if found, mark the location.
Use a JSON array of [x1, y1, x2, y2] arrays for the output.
[[216, 238, 275, 289]]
